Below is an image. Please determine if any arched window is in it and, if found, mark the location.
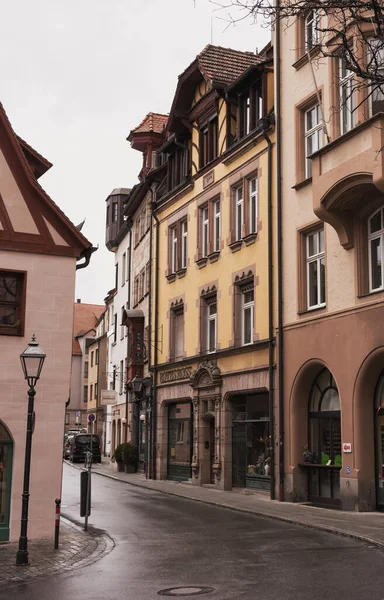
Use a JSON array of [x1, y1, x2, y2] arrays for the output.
[[308, 369, 341, 502], [368, 206, 384, 291]]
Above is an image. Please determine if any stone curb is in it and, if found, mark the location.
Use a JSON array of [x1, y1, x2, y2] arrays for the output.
[[65, 460, 384, 551]]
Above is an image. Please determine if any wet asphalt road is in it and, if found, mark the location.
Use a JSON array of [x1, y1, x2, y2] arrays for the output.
[[4, 463, 384, 600]]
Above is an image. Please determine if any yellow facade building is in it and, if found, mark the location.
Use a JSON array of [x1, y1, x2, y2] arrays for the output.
[[150, 44, 276, 491]]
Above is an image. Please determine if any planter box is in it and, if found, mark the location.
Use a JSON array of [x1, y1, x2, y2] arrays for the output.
[[124, 464, 137, 474], [111, 461, 125, 472]]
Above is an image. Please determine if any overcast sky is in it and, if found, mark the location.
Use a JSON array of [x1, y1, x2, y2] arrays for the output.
[[1, 0, 270, 305]]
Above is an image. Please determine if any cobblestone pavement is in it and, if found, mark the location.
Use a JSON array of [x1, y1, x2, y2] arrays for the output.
[[0, 517, 114, 589]]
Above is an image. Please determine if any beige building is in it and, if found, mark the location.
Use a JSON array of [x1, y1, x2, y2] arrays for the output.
[[86, 309, 107, 441], [0, 102, 93, 542], [277, 11, 384, 509]]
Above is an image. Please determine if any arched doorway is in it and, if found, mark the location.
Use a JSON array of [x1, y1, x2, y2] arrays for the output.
[[0, 422, 13, 542], [307, 368, 341, 506], [374, 372, 384, 509]]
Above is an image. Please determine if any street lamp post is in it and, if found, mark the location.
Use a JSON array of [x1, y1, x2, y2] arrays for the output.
[[16, 335, 46, 567]]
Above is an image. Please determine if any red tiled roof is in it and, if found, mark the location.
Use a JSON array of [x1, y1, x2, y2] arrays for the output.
[[188, 44, 262, 87], [72, 302, 105, 355], [130, 112, 168, 136]]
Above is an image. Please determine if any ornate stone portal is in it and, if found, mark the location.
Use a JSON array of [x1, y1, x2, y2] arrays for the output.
[[189, 360, 223, 485]]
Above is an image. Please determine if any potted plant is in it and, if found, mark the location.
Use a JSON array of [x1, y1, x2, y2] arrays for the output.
[[112, 443, 125, 472], [122, 442, 138, 474]]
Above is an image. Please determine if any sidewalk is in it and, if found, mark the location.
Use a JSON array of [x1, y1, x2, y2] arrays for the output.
[[73, 458, 384, 549], [0, 517, 114, 589]]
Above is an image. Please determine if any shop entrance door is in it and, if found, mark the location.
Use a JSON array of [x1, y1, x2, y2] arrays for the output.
[[0, 422, 13, 542], [167, 402, 192, 481]]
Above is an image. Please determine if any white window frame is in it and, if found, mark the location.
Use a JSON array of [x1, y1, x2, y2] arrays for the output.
[[119, 360, 124, 394], [242, 288, 254, 346], [202, 206, 209, 258], [235, 186, 244, 241], [306, 229, 326, 309], [368, 38, 384, 117], [171, 226, 178, 273], [121, 253, 126, 286], [304, 104, 322, 178], [214, 200, 221, 253], [207, 300, 217, 354], [305, 9, 320, 51], [249, 178, 258, 234], [368, 207, 384, 292], [181, 220, 188, 269], [339, 57, 355, 135]]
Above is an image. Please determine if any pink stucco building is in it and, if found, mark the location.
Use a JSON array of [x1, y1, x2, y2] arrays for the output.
[[0, 103, 93, 542]]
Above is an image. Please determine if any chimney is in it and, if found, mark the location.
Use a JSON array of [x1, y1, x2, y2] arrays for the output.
[[76, 299, 81, 303]]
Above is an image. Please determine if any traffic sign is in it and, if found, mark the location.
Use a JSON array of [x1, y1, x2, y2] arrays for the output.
[[88, 413, 96, 423]]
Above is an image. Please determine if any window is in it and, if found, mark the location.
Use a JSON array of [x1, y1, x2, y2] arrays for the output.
[[368, 38, 384, 116], [207, 298, 217, 353], [140, 269, 145, 301], [368, 207, 384, 291], [305, 9, 319, 51], [0, 270, 26, 336], [176, 420, 184, 443], [202, 206, 209, 258], [112, 366, 116, 391], [181, 221, 188, 269], [125, 302, 129, 337], [84, 361, 89, 379], [95, 349, 99, 365], [168, 147, 186, 191], [140, 208, 146, 238], [214, 200, 221, 253], [199, 116, 218, 168], [90, 384, 93, 402], [171, 226, 178, 274], [126, 246, 130, 282], [83, 386, 88, 403], [170, 303, 184, 361], [120, 360, 124, 394], [339, 58, 354, 135], [242, 287, 254, 346], [249, 178, 258, 235], [91, 351, 94, 367], [121, 306, 125, 339], [239, 85, 263, 139], [134, 276, 139, 306], [122, 253, 126, 286], [115, 263, 118, 291], [305, 104, 322, 178], [114, 313, 117, 343], [306, 229, 325, 309], [235, 186, 244, 241], [95, 383, 98, 400], [112, 202, 118, 222]]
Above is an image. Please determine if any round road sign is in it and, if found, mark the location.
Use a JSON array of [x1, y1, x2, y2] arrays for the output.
[[88, 413, 96, 423]]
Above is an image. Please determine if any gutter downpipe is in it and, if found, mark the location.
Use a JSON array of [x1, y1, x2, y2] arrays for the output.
[[150, 188, 160, 481], [263, 125, 275, 501], [124, 226, 132, 444], [276, 0, 285, 502]]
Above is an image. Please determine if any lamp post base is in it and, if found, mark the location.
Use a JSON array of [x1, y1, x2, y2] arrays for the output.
[[16, 549, 29, 566]]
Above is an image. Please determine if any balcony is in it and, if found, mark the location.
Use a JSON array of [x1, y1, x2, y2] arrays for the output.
[[311, 113, 384, 249]]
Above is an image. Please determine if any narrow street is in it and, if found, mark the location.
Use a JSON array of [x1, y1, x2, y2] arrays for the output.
[[3, 463, 384, 600]]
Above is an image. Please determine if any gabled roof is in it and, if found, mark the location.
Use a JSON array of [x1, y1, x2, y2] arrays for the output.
[[16, 135, 52, 179], [0, 102, 92, 258], [127, 112, 168, 141], [73, 302, 105, 355], [167, 45, 262, 133]]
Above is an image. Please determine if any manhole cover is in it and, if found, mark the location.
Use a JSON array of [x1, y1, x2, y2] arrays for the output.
[[158, 587, 215, 596]]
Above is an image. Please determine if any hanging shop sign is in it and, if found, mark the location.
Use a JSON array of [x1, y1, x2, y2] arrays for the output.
[[101, 390, 116, 405]]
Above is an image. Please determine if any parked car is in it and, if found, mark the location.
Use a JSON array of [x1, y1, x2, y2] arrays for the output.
[[63, 432, 75, 459], [68, 434, 101, 463]]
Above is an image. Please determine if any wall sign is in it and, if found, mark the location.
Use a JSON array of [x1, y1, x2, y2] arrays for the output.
[[160, 366, 193, 384], [343, 442, 352, 453], [101, 390, 116, 405]]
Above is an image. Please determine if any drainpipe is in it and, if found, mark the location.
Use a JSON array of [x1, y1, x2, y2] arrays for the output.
[[275, 0, 285, 502], [263, 124, 275, 501], [150, 187, 161, 481]]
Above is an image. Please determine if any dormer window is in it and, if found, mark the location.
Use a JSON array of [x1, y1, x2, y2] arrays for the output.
[[239, 84, 262, 139], [199, 116, 218, 168], [168, 146, 186, 191]]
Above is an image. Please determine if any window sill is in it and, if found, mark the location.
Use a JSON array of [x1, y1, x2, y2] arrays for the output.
[[196, 257, 208, 269], [292, 46, 321, 71], [292, 177, 312, 191], [297, 304, 326, 316], [208, 251, 220, 263], [176, 268, 187, 279], [358, 288, 384, 299], [166, 273, 176, 283], [229, 240, 243, 253], [243, 233, 257, 246]]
